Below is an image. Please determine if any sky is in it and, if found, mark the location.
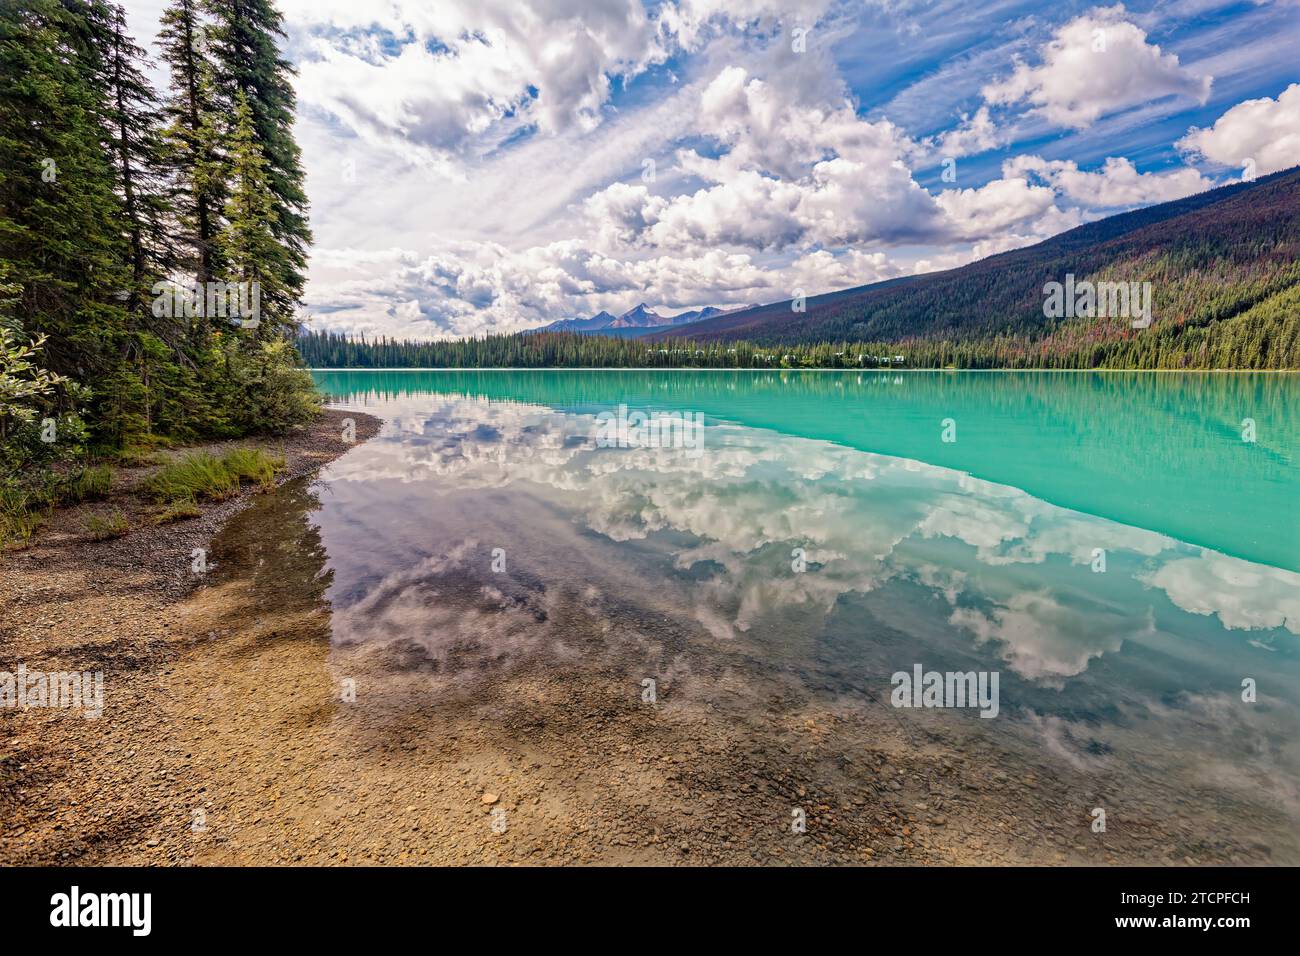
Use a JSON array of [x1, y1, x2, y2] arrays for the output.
[[121, 0, 1300, 340]]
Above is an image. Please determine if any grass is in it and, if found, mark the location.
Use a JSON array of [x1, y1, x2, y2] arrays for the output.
[[60, 464, 113, 504], [84, 510, 129, 541], [0, 484, 51, 552], [146, 448, 284, 504], [153, 499, 202, 524], [0, 508, 45, 551]]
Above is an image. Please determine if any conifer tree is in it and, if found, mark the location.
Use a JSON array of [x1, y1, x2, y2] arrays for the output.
[[218, 91, 290, 337], [158, 0, 223, 291], [0, 0, 129, 389], [204, 0, 310, 316]]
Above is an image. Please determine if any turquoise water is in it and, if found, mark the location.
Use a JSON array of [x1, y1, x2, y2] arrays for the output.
[[314, 370, 1299, 572], [307, 369, 1300, 859]]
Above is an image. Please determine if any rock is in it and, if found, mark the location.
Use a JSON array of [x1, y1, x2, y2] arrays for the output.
[[481, 793, 499, 805]]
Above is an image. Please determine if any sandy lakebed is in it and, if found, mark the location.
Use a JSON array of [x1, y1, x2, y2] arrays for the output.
[[0, 406, 1286, 866]]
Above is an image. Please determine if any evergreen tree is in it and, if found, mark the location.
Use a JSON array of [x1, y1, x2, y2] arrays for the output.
[[204, 0, 310, 316], [158, 0, 223, 292], [219, 90, 290, 337], [0, 0, 130, 392], [102, 3, 174, 319]]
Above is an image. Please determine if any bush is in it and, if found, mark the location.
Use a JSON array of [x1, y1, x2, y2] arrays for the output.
[[217, 338, 321, 435]]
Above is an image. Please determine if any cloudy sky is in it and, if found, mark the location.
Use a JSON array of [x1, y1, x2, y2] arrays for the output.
[[123, 0, 1300, 340]]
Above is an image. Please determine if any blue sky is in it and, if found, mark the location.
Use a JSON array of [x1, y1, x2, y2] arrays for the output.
[[124, 0, 1300, 339]]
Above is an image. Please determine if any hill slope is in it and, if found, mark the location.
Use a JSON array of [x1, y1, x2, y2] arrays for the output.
[[652, 167, 1300, 366]]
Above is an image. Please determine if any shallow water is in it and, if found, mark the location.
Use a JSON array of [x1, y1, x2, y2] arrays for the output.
[[299, 369, 1299, 862]]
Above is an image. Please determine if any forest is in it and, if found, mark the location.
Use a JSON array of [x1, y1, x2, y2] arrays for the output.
[[0, 0, 318, 491], [298, 305, 1299, 370]]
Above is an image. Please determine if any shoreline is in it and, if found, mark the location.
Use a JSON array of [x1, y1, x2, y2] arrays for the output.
[[0, 408, 381, 864]]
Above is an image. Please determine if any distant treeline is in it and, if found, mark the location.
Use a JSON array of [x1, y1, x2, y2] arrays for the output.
[[298, 319, 1299, 370]]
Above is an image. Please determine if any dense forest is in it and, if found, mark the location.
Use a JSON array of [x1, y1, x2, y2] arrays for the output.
[[299, 308, 1298, 370], [0, 0, 318, 494]]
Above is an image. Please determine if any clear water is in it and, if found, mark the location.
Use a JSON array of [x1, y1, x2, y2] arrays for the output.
[[303, 369, 1300, 861]]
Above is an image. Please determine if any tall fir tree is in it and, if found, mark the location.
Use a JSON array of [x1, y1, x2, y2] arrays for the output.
[[219, 91, 290, 338], [0, 0, 129, 390], [204, 0, 310, 316], [102, 3, 174, 320], [158, 0, 223, 293]]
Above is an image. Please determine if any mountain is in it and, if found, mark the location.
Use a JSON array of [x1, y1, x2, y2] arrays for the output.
[[649, 166, 1300, 362], [541, 310, 618, 333], [607, 303, 664, 328], [539, 303, 752, 335]]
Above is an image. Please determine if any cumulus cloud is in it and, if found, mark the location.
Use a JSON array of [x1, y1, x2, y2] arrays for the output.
[[933, 176, 1062, 239], [1005, 155, 1212, 207], [582, 68, 1071, 257], [932, 106, 1002, 159], [1177, 82, 1300, 176], [983, 5, 1212, 129], [293, 0, 663, 166]]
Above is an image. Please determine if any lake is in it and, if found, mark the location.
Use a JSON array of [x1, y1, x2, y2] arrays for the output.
[[275, 369, 1299, 863]]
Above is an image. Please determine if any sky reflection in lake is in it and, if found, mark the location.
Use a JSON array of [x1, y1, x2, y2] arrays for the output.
[[309, 371, 1300, 856]]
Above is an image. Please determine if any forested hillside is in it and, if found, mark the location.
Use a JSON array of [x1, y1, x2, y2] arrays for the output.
[[0, 0, 317, 486], [651, 167, 1300, 369]]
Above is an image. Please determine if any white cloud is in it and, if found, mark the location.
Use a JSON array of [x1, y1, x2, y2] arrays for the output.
[[292, 0, 664, 166], [933, 176, 1062, 239], [932, 106, 1002, 159], [983, 5, 1212, 129], [1177, 82, 1300, 176], [1005, 155, 1212, 207]]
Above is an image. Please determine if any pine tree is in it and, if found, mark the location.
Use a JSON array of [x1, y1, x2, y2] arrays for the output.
[[0, 0, 130, 390], [204, 0, 310, 316], [219, 91, 290, 337], [102, 3, 174, 319], [158, 0, 223, 292]]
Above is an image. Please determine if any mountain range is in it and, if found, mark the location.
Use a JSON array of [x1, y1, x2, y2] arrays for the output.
[[540, 302, 757, 336]]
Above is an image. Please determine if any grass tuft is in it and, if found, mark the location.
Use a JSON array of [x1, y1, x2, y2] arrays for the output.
[[146, 448, 284, 504], [153, 499, 202, 524], [84, 510, 129, 541], [60, 464, 113, 504]]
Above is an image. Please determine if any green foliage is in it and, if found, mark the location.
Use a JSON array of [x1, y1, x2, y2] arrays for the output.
[[146, 446, 282, 503], [60, 464, 113, 504], [0, 0, 318, 501]]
